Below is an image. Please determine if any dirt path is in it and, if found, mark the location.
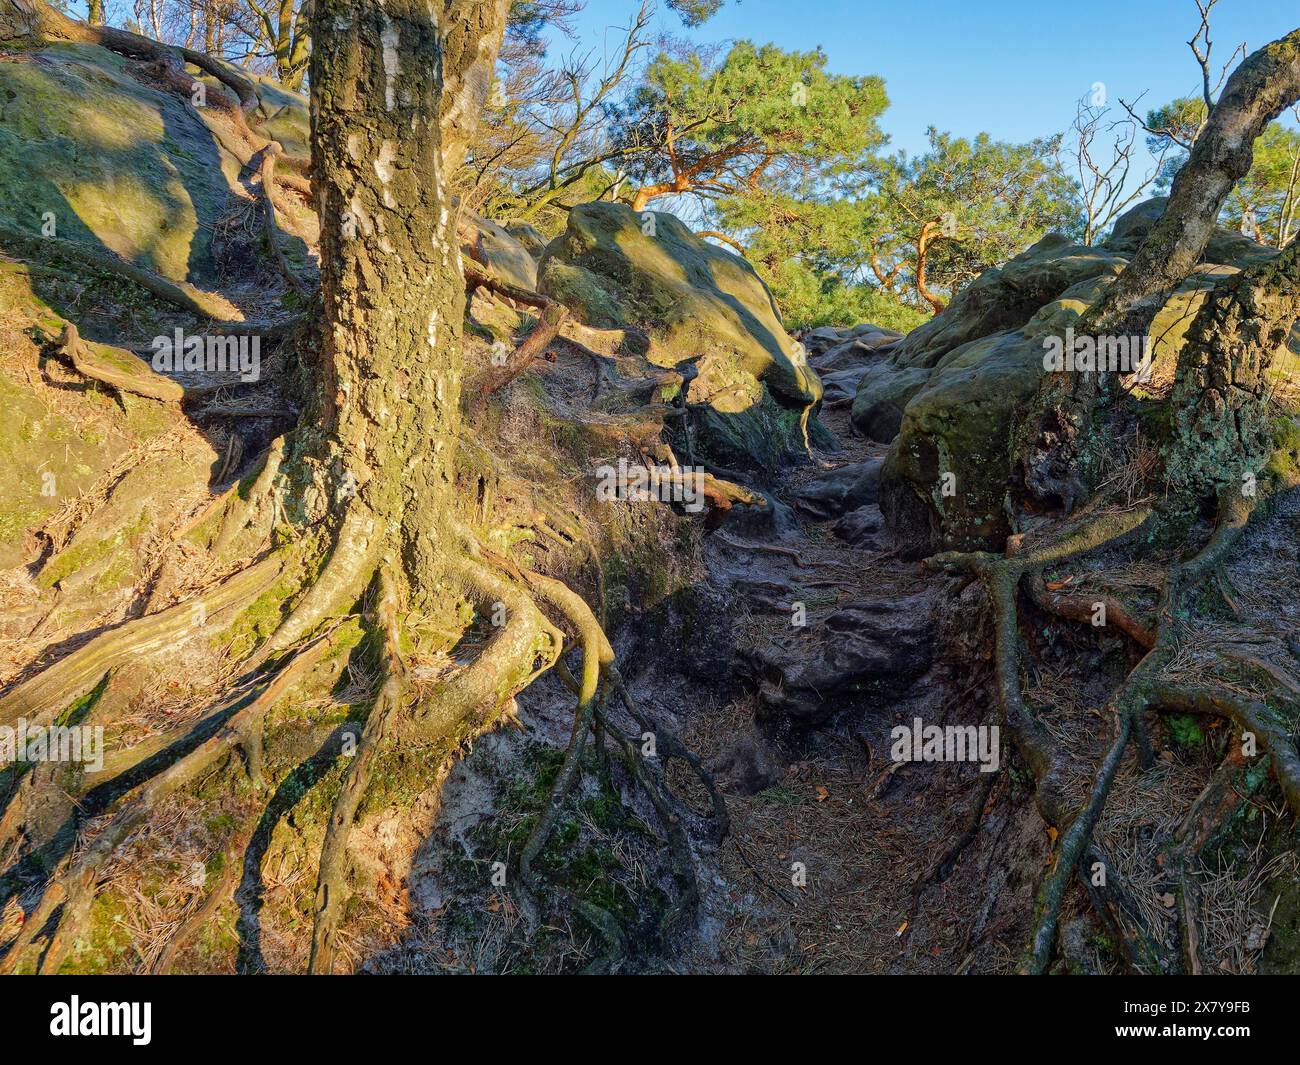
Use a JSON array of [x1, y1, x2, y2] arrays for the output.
[[373, 330, 1052, 973], [674, 342, 1045, 974]]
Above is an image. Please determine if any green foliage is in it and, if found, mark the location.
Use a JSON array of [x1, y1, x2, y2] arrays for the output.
[[666, 0, 723, 26], [1167, 714, 1205, 748], [869, 129, 1079, 302], [618, 40, 888, 204], [1145, 96, 1207, 156], [1149, 97, 1300, 247], [471, 25, 1079, 328], [1230, 122, 1300, 246], [765, 258, 928, 332], [708, 127, 1075, 327]]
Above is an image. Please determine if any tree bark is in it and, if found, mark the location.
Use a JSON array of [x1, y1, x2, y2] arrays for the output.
[[1163, 236, 1300, 502], [310, 0, 507, 589], [1017, 28, 1300, 512], [0, 0, 56, 40], [915, 218, 948, 314]]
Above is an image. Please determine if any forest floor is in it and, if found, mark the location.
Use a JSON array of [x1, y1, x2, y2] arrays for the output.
[[3, 256, 1295, 972], [361, 336, 1300, 975], [357, 343, 1055, 974]]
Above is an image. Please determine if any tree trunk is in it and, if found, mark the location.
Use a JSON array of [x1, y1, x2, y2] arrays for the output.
[[310, 0, 508, 588], [1017, 28, 1300, 512], [0, 0, 56, 40], [1163, 236, 1300, 503], [915, 219, 948, 314], [631, 178, 689, 212]]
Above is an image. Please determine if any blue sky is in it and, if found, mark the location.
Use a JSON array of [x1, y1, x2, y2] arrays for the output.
[[557, 0, 1300, 161]]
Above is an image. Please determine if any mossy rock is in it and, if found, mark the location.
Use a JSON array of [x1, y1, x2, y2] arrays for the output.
[[881, 330, 1046, 556], [0, 42, 238, 284], [874, 199, 1297, 556], [850, 362, 932, 442], [462, 209, 538, 291], [38, 440, 217, 607], [538, 201, 821, 409], [886, 234, 1127, 370], [505, 220, 547, 259], [1104, 195, 1281, 270], [248, 74, 310, 157]]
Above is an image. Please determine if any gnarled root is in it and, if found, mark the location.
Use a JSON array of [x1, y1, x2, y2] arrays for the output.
[[254, 144, 309, 299], [1024, 712, 1132, 974], [1152, 682, 1300, 817], [0, 224, 243, 322], [943, 484, 1298, 972], [305, 543, 563, 973], [513, 567, 615, 888], [0, 555, 282, 729], [261, 507, 381, 658], [499, 560, 722, 953], [1, 634, 333, 975], [308, 568, 403, 974], [215, 436, 287, 556], [57, 323, 186, 402]]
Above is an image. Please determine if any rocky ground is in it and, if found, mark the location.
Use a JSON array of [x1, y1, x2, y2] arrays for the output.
[[2, 33, 1298, 975]]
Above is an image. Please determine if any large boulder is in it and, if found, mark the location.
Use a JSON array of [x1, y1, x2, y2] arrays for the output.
[[539, 202, 818, 405], [459, 209, 538, 291], [0, 41, 244, 284], [539, 201, 822, 469], [868, 199, 1296, 557], [505, 221, 548, 260], [850, 362, 932, 443], [885, 234, 1128, 372], [1102, 195, 1278, 268], [880, 329, 1047, 555]]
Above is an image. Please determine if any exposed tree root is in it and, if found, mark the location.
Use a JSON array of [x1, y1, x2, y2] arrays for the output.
[[597, 709, 700, 937], [1, 633, 333, 974], [0, 555, 282, 729], [512, 566, 615, 888], [1158, 746, 1256, 976], [254, 144, 309, 299], [480, 300, 570, 396], [1153, 683, 1300, 817], [1081, 840, 1173, 975], [299, 537, 573, 972], [463, 261, 662, 364], [1024, 571, 1156, 649], [457, 552, 723, 955], [0, 224, 244, 322], [261, 507, 381, 657], [215, 437, 287, 556], [609, 678, 729, 842], [58, 323, 186, 402], [1025, 713, 1132, 974], [56, 322, 276, 405], [309, 569, 403, 974], [151, 822, 251, 974], [920, 485, 1300, 972]]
